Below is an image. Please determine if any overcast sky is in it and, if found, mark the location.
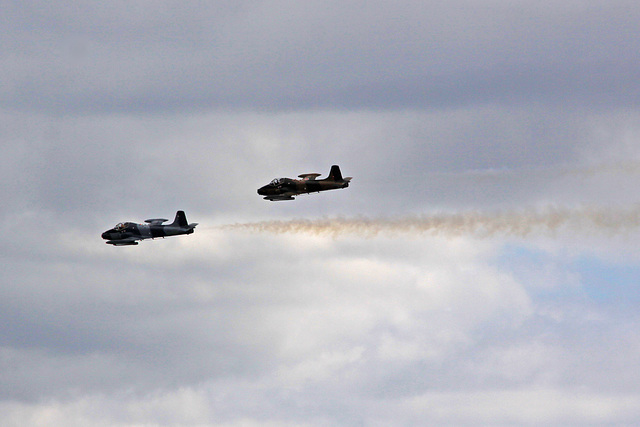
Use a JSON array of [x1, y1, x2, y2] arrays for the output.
[[2, 1, 640, 425]]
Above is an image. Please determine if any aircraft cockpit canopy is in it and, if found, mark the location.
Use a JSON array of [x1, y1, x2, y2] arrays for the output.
[[270, 178, 285, 186], [114, 222, 129, 231]]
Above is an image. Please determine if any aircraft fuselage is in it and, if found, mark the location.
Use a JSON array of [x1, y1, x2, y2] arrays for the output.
[[101, 211, 197, 245], [101, 223, 194, 241], [258, 165, 351, 201]]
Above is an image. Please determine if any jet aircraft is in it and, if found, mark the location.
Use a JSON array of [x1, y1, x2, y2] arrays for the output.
[[258, 165, 352, 201], [101, 210, 197, 245]]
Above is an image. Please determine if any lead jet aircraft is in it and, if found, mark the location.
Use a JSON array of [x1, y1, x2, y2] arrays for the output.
[[258, 165, 352, 201], [101, 210, 197, 245]]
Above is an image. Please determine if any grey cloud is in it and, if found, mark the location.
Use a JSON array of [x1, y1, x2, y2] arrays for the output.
[[2, 1, 639, 114], [3, 106, 639, 223], [2, 2, 640, 425]]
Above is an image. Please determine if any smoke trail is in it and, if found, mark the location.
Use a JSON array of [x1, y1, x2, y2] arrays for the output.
[[221, 206, 640, 238]]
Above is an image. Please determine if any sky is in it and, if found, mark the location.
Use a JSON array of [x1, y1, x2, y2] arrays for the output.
[[2, 1, 640, 425]]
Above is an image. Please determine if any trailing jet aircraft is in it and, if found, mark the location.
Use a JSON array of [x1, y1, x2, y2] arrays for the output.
[[101, 210, 197, 246], [258, 165, 352, 201]]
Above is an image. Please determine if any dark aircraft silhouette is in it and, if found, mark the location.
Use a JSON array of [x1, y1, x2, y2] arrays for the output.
[[101, 211, 197, 246], [258, 165, 352, 201]]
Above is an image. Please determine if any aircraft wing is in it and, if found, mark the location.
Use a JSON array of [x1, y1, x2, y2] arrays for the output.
[[145, 218, 169, 225], [298, 173, 321, 180], [105, 235, 145, 245], [263, 194, 296, 201], [106, 239, 140, 246]]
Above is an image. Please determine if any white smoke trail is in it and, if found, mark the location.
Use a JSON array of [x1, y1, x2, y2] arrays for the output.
[[221, 206, 640, 238]]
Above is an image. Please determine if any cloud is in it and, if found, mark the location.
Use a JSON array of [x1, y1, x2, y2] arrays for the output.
[[2, 1, 640, 425], [3, 1, 640, 114]]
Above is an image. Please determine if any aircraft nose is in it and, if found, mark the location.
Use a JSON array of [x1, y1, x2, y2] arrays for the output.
[[101, 231, 110, 240]]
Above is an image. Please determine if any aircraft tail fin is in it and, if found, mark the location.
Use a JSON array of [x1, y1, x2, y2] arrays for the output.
[[171, 210, 189, 228], [328, 165, 344, 181]]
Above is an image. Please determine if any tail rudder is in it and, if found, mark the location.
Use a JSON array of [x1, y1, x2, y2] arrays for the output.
[[328, 165, 343, 181], [172, 210, 189, 228]]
